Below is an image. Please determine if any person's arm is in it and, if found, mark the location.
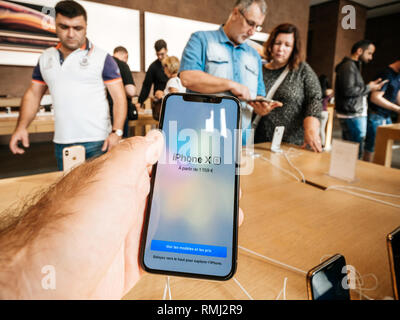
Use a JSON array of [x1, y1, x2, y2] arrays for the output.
[[301, 63, 323, 153], [179, 32, 251, 100], [0, 130, 244, 299], [9, 82, 47, 154], [138, 64, 155, 105], [125, 84, 136, 98], [180, 70, 253, 101], [397, 90, 400, 106], [339, 63, 385, 98], [119, 60, 136, 98], [303, 116, 322, 152], [102, 55, 127, 151], [0, 131, 165, 299], [168, 87, 180, 93], [370, 91, 400, 114], [103, 80, 127, 151], [338, 63, 369, 98], [248, 57, 283, 116]]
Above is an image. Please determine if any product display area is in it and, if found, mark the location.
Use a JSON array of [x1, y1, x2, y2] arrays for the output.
[[1, 0, 400, 305], [1, 144, 398, 300], [0, 110, 157, 136]]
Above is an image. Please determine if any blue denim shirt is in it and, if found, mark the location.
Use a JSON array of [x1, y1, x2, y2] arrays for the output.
[[179, 26, 266, 145]]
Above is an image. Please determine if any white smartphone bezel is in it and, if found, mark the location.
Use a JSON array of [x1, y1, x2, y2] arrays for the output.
[[271, 126, 285, 153]]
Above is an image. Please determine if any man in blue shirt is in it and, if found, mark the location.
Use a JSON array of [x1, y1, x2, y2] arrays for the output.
[[364, 58, 400, 162], [179, 0, 282, 145]]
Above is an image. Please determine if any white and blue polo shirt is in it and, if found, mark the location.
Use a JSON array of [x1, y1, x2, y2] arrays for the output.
[[32, 39, 122, 144]]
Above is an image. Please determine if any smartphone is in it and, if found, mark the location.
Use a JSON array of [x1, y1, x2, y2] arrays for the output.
[[387, 226, 400, 300], [63, 145, 85, 173], [140, 93, 241, 281], [306, 254, 351, 300], [246, 97, 277, 104], [271, 126, 285, 153]]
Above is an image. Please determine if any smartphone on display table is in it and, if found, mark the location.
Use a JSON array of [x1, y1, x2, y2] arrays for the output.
[[140, 93, 241, 281], [271, 126, 285, 153], [306, 254, 351, 300], [387, 226, 400, 300]]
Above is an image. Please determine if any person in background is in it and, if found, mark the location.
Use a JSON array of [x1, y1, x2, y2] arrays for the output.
[[319, 74, 334, 149], [254, 23, 323, 152], [9, 0, 126, 170], [162, 56, 186, 95], [334, 40, 386, 159], [179, 0, 282, 146], [108, 46, 137, 138], [135, 39, 169, 110], [364, 58, 400, 162]]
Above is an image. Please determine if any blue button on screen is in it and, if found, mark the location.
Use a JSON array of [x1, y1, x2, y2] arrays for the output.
[[151, 240, 227, 258]]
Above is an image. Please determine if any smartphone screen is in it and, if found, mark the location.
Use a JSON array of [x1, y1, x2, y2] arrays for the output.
[[307, 254, 350, 300], [140, 93, 240, 280], [388, 227, 400, 300]]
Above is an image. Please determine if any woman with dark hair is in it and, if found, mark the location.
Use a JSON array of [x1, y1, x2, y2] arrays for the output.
[[254, 23, 323, 152]]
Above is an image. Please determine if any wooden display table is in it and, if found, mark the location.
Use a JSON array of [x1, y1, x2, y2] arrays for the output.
[[1, 146, 399, 300], [0, 113, 54, 135], [373, 123, 400, 168], [128, 112, 158, 136], [0, 97, 22, 107], [125, 152, 400, 300], [0, 112, 158, 137], [254, 143, 400, 199]]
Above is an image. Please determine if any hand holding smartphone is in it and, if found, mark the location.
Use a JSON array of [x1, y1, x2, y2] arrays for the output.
[[369, 78, 389, 91], [245, 97, 278, 104], [140, 93, 240, 281]]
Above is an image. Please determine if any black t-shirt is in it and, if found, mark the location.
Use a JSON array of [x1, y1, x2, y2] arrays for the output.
[[107, 57, 135, 110], [369, 66, 400, 118], [138, 59, 168, 104]]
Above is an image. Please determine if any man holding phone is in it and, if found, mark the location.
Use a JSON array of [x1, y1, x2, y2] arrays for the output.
[[364, 58, 400, 162], [335, 40, 387, 159], [179, 0, 282, 146], [9, 1, 127, 170]]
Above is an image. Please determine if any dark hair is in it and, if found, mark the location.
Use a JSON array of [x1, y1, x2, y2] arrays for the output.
[[154, 39, 167, 52], [264, 23, 303, 70], [55, 1, 87, 21], [351, 40, 374, 54], [319, 75, 331, 97], [113, 46, 128, 55]]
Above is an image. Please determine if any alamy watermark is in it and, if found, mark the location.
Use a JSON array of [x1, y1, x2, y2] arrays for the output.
[[341, 5, 356, 30], [41, 6, 55, 31], [41, 265, 56, 290], [156, 121, 255, 176]]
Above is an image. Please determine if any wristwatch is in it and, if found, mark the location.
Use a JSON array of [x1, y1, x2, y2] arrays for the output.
[[112, 129, 123, 137]]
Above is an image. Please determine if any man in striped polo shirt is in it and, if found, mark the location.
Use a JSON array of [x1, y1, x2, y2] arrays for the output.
[[9, 0, 127, 170]]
